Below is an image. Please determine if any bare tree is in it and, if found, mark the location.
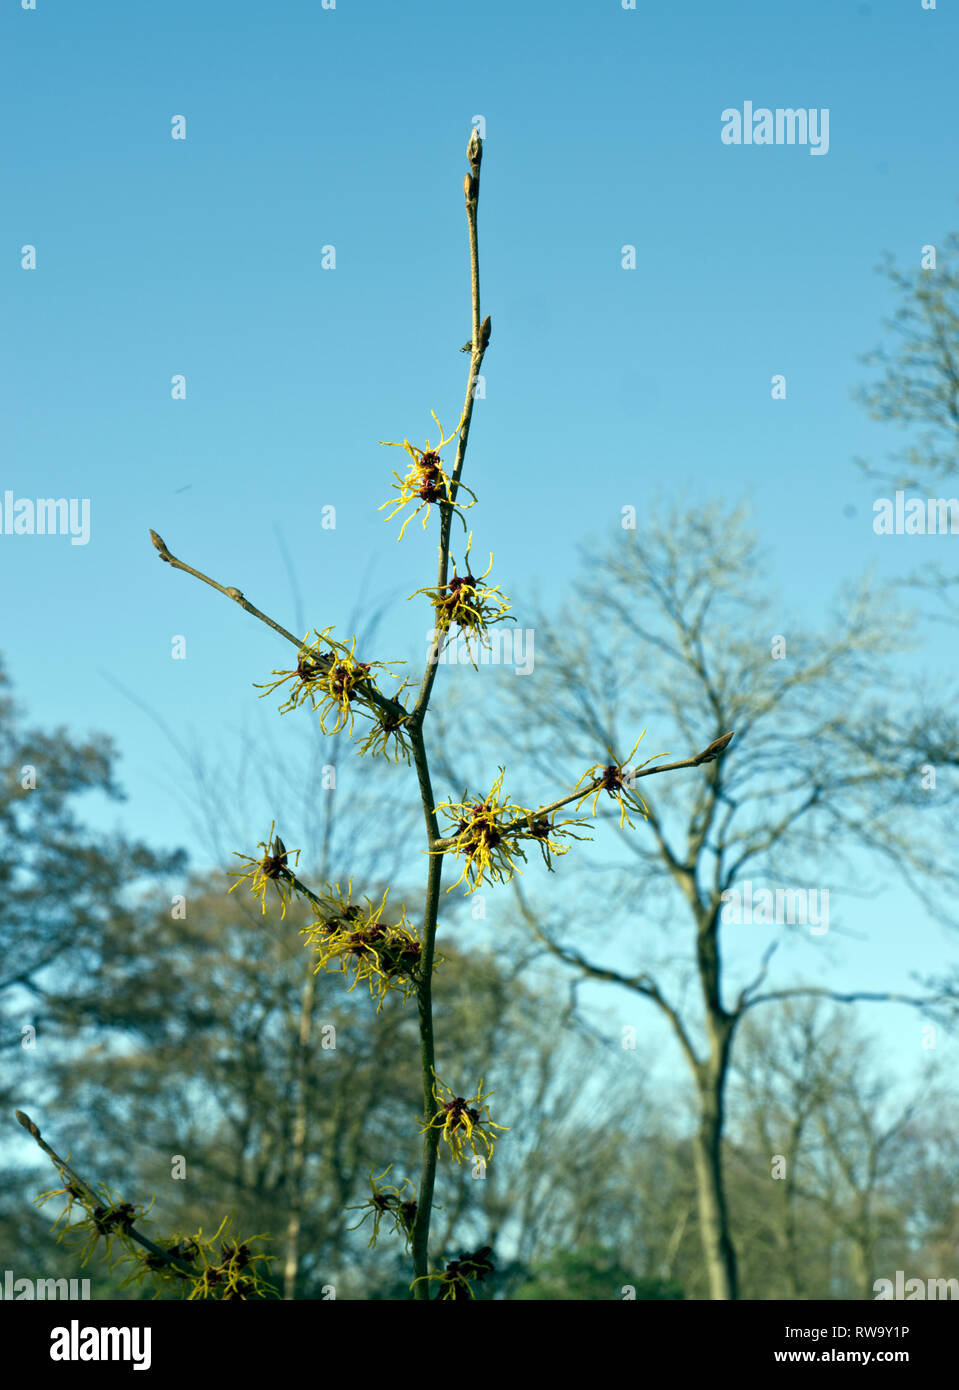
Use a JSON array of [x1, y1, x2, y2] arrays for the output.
[[484, 503, 957, 1298], [857, 229, 959, 624], [857, 232, 959, 490], [728, 999, 950, 1299]]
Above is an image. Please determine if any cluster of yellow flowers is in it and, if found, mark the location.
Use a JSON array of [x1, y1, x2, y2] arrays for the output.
[[346, 1166, 418, 1250], [256, 628, 406, 738], [217, 384, 671, 1296], [432, 736, 670, 893], [227, 821, 300, 918], [412, 1244, 496, 1301], [379, 411, 475, 541], [421, 1072, 509, 1165], [572, 733, 663, 829], [434, 768, 591, 895], [381, 416, 513, 663], [411, 532, 513, 657], [355, 704, 413, 763], [300, 883, 432, 1011], [229, 849, 434, 1011], [248, 413, 520, 758], [36, 1176, 274, 1301]]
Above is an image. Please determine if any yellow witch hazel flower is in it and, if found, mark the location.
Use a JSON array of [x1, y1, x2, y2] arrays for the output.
[[421, 1073, 509, 1165], [516, 809, 592, 871], [572, 732, 670, 829], [35, 1170, 89, 1238], [310, 635, 386, 736], [300, 882, 433, 1010], [254, 631, 332, 714], [434, 769, 589, 894], [255, 628, 403, 737], [346, 1166, 418, 1250], [181, 1217, 274, 1301], [227, 821, 301, 918], [379, 411, 476, 541], [36, 1177, 153, 1269], [411, 1245, 495, 1301], [118, 1217, 275, 1301], [410, 532, 514, 667], [36, 1169, 275, 1301], [118, 1235, 205, 1296], [433, 768, 521, 894], [355, 699, 413, 764]]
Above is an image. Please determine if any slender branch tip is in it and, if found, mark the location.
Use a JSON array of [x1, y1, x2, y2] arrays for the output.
[[696, 731, 735, 763], [15, 1110, 41, 1139]]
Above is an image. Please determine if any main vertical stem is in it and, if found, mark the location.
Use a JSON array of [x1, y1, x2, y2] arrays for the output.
[[409, 727, 443, 1296], [407, 131, 487, 1298]]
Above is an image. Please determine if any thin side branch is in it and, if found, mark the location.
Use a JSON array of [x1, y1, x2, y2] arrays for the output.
[[433, 731, 736, 849], [15, 1110, 196, 1279], [149, 528, 302, 646], [148, 529, 406, 722], [740, 986, 947, 1015]]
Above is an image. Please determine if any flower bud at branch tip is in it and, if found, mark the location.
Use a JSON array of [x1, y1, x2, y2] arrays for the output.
[[696, 731, 735, 763], [467, 129, 482, 168]]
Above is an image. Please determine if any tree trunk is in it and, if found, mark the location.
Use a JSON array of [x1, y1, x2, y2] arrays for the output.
[[283, 964, 317, 1299], [692, 1075, 740, 1299], [691, 904, 740, 1300]]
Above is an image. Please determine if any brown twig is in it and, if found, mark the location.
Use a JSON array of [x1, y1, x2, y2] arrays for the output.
[[15, 1110, 196, 1279], [409, 129, 490, 730], [148, 529, 407, 723], [431, 731, 736, 849]]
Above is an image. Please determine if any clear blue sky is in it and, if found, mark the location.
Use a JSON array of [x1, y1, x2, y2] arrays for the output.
[[3, 0, 958, 1087]]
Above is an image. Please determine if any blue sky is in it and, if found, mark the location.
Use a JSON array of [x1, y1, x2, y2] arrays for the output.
[[3, 0, 958, 1089]]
